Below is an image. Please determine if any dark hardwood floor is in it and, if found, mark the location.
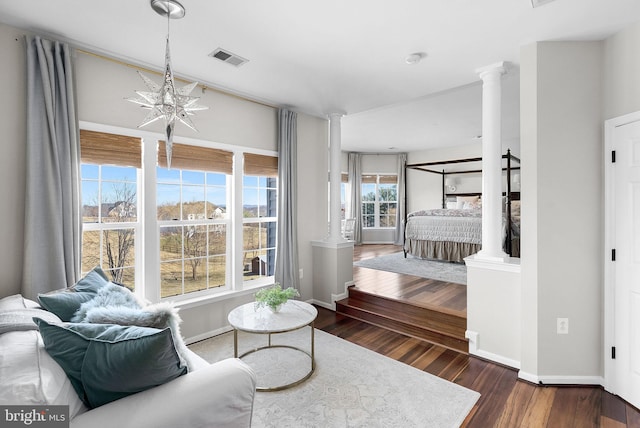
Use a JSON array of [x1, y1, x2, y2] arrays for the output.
[[316, 244, 640, 428]]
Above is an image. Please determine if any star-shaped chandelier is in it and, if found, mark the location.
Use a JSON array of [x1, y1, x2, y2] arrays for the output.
[[126, 0, 207, 168]]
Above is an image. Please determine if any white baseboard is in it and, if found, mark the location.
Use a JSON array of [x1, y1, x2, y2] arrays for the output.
[[536, 375, 604, 386], [517, 370, 540, 384], [518, 371, 604, 386], [184, 325, 233, 345], [309, 299, 334, 311], [466, 329, 520, 369], [469, 348, 521, 370]]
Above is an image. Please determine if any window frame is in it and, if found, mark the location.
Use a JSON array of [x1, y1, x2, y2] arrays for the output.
[[79, 122, 278, 306], [360, 173, 398, 229]]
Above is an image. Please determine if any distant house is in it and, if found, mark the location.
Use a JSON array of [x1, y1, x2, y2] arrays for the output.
[[107, 201, 136, 219], [213, 207, 224, 218], [251, 256, 267, 275]]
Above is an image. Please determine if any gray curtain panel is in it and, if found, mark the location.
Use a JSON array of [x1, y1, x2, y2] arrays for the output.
[[394, 153, 407, 246], [274, 109, 300, 291], [347, 153, 363, 245], [22, 36, 81, 299]]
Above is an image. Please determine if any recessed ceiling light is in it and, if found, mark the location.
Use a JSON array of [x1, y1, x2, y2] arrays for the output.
[[405, 52, 427, 65]]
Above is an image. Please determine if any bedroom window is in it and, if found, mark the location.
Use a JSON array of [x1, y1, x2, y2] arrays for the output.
[[80, 130, 141, 290], [157, 143, 232, 299], [361, 174, 397, 228], [242, 153, 278, 283]]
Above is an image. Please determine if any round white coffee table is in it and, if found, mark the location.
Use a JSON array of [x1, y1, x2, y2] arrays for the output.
[[227, 300, 318, 391]]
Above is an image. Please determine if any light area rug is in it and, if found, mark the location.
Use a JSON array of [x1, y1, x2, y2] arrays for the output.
[[354, 252, 467, 285], [189, 328, 479, 427]]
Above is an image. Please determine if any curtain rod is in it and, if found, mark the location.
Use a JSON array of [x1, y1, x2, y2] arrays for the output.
[[76, 48, 276, 110]]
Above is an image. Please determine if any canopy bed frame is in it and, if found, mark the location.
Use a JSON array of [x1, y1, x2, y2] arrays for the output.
[[403, 150, 521, 262]]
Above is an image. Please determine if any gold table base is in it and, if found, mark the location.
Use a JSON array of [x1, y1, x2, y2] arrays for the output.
[[233, 322, 315, 392]]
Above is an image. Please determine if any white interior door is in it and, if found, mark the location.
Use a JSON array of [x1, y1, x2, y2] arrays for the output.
[[605, 113, 640, 408]]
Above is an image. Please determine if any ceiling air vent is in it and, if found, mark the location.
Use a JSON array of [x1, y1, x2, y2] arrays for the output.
[[209, 48, 249, 67]]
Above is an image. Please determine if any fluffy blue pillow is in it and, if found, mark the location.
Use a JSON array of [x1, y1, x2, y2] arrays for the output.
[[34, 318, 187, 409], [37, 267, 110, 321]]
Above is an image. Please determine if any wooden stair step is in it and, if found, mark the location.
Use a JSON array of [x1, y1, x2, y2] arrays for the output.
[[345, 287, 466, 338], [335, 287, 468, 353]]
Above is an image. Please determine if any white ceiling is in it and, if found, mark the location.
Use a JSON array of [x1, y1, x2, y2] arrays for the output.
[[0, 0, 638, 152]]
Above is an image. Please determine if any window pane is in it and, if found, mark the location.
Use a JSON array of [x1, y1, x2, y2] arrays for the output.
[[102, 165, 137, 182], [157, 184, 180, 220], [243, 189, 258, 218], [206, 187, 226, 218], [243, 176, 258, 187], [243, 223, 260, 252], [160, 261, 183, 298], [81, 164, 99, 179], [157, 167, 180, 183], [101, 182, 137, 223], [362, 184, 375, 200], [379, 184, 397, 202], [207, 172, 226, 186], [182, 170, 205, 185], [363, 215, 375, 228], [182, 186, 206, 220], [183, 256, 207, 293], [103, 228, 135, 273], [208, 256, 226, 288], [81, 231, 101, 273], [82, 181, 99, 222], [208, 225, 226, 256], [243, 249, 268, 280], [160, 226, 183, 261]]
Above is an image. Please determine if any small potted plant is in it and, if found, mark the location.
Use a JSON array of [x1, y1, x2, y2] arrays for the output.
[[254, 284, 299, 313]]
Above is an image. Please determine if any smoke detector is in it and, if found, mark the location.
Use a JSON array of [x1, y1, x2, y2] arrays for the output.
[[209, 48, 249, 67]]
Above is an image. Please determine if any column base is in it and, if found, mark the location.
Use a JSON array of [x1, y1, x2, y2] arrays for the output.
[[475, 249, 509, 263]]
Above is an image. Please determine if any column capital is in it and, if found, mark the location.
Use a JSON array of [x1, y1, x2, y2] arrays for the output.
[[476, 61, 506, 80], [327, 111, 346, 120]]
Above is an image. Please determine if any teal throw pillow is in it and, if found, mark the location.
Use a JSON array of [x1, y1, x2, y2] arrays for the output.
[[37, 267, 110, 321], [34, 318, 187, 409]]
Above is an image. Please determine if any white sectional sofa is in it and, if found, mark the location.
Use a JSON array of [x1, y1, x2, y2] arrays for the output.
[[0, 294, 257, 428]]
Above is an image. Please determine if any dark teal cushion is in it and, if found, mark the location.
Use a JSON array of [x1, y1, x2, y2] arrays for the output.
[[34, 318, 187, 409], [37, 267, 110, 321]]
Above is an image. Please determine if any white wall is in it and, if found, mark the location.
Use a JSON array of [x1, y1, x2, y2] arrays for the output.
[[0, 23, 329, 342], [466, 261, 521, 369], [407, 144, 481, 212], [0, 25, 28, 297], [520, 41, 604, 382], [603, 21, 640, 119]]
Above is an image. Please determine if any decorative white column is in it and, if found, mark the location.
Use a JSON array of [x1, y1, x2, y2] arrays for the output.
[[327, 113, 345, 242], [476, 62, 508, 261], [312, 112, 354, 309]]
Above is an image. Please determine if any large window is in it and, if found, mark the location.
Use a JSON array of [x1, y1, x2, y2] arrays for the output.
[[156, 143, 232, 299], [361, 174, 397, 228], [80, 128, 278, 301], [80, 130, 141, 290], [242, 153, 278, 282]]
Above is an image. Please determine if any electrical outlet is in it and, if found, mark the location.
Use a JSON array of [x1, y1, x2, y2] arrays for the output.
[[299, 268, 303, 279], [557, 318, 569, 334]]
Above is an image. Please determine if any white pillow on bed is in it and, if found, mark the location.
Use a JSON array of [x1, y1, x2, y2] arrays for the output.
[[446, 201, 457, 209], [456, 195, 480, 209]]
